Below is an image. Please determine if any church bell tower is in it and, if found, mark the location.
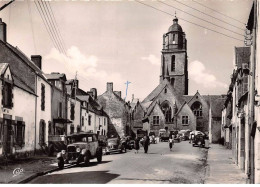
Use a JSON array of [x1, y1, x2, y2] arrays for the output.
[[160, 17, 188, 96]]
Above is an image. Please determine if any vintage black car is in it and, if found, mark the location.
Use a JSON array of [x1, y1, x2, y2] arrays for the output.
[[105, 138, 126, 154], [56, 132, 103, 169], [192, 134, 205, 147]]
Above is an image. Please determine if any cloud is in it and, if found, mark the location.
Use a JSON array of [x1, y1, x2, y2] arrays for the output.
[[45, 46, 124, 93], [189, 60, 228, 89], [141, 54, 160, 66]]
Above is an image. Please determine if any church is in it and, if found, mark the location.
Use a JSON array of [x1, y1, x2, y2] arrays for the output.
[[131, 17, 226, 143]]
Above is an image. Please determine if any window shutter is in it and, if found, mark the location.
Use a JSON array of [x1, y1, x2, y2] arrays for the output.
[[12, 120, 17, 145], [22, 122, 25, 146], [2, 82, 5, 106], [39, 123, 42, 145]]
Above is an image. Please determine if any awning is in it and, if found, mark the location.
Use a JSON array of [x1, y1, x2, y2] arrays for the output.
[[53, 118, 72, 124]]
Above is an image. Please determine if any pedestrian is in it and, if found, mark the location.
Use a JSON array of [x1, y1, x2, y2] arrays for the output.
[[143, 135, 150, 153], [169, 136, 173, 151], [134, 137, 140, 154], [189, 133, 195, 144]]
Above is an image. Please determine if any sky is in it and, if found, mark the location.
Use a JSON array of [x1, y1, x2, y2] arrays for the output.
[[0, 0, 253, 101]]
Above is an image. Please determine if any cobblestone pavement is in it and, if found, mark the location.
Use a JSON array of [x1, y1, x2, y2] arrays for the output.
[[29, 141, 208, 184]]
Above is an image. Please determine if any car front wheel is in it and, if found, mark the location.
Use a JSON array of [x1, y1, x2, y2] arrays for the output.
[[84, 154, 90, 166]]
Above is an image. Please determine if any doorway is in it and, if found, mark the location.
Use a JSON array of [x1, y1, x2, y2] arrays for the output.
[[3, 119, 12, 155]]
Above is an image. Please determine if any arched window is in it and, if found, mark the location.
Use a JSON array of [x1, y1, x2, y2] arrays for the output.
[[191, 101, 202, 117], [161, 101, 172, 123], [171, 55, 175, 72]]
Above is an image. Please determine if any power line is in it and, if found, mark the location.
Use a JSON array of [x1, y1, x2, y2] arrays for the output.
[[46, 1, 67, 53], [158, 0, 244, 37], [170, 0, 244, 31], [39, 0, 64, 54], [26, 0, 37, 54], [41, 0, 67, 55], [192, 0, 245, 25], [135, 0, 243, 42], [34, 1, 59, 50]]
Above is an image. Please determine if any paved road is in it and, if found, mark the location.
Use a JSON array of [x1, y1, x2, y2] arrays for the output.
[[29, 140, 208, 184]]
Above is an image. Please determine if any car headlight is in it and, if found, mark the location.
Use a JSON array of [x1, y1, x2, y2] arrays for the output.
[[76, 148, 81, 153], [61, 150, 66, 154]]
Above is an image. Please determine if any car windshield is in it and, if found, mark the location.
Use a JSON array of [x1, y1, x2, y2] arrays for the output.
[[67, 134, 93, 144], [107, 139, 118, 143]]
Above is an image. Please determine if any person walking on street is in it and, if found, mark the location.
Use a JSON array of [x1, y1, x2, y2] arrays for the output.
[[169, 136, 174, 151], [143, 135, 150, 153], [189, 132, 195, 144], [134, 137, 140, 154]]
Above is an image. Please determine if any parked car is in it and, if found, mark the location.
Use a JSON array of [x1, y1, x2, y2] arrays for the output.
[[149, 132, 156, 144], [159, 129, 170, 142], [192, 134, 205, 147], [105, 137, 126, 154], [56, 132, 103, 169]]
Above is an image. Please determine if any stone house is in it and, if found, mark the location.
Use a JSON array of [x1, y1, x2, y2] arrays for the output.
[[0, 63, 36, 157], [97, 82, 130, 138], [66, 80, 108, 136], [0, 20, 52, 157], [45, 73, 69, 136]]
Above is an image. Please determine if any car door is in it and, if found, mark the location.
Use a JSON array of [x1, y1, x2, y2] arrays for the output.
[[88, 135, 97, 156]]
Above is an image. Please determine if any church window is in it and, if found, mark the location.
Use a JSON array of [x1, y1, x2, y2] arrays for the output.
[[172, 34, 176, 44], [161, 101, 172, 123], [171, 78, 175, 87], [191, 101, 202, 117], [182, 116, 188, 125], [171, 55, 175, 72], [165, 88, 167, 93], [153, 116, 159, 125]]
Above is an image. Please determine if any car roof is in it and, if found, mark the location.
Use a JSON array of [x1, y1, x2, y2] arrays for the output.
[[67, 132, 97, 137]]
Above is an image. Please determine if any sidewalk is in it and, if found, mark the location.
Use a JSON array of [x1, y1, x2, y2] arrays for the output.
[[205, 144, 247, 184], [0, 155, 57, 184]]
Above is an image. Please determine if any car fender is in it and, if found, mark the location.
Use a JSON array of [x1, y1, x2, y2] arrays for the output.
[[81, 149, 87, 155]]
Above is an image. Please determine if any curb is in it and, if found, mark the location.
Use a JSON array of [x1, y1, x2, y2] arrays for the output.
[[18, 167, 60, 184], [18, 163, 78, 184]]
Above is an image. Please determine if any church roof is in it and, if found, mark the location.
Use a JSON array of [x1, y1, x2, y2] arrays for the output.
[[168, 18, 183, 32], [142, 79, 185, 108]]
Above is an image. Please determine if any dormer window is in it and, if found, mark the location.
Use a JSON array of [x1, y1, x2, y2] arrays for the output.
[[2, 81, 13, 108]]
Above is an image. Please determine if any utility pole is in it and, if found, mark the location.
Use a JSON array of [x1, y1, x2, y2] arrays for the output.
[[249, 0, 257, 183]]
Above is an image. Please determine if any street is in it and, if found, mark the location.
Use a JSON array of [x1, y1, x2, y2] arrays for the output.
[[29, 141, 208, 184]]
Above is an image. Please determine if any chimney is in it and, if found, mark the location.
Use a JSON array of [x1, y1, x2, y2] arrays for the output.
[[0, 19, 7, 42], [90, 88, 97, 100], [31, 55, 42, 70], [114, 91, 121, 98], [107, 82, 113, 92], [132, 94, 134, 102]]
